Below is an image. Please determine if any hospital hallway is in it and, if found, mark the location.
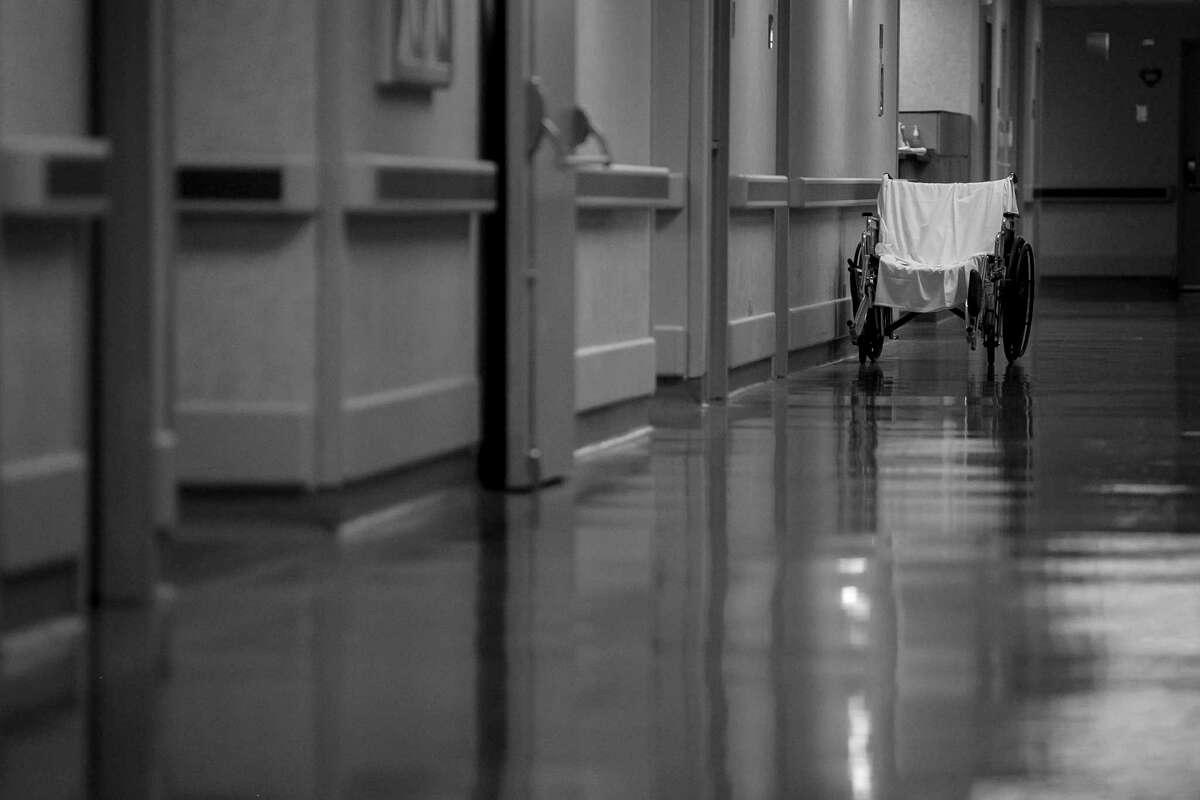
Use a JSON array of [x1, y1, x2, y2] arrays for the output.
[[2, 278, 1198, 799]]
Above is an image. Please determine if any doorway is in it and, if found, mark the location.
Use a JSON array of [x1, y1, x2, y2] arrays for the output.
[[981, 17, 993, 180]]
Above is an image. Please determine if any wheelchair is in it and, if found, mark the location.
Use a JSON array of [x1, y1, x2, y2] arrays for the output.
[[846, 173, 1035, 370]]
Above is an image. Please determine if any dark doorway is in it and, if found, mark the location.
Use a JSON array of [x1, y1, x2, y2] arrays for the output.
[[981, 18, 994, 180]]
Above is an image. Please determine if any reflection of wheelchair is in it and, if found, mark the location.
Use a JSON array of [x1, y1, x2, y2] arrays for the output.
[[847, 174, 1035, 369]]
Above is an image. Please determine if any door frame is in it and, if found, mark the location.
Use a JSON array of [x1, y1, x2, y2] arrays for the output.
[[706, 0, 732, 401], [480, 0, 579, 489]]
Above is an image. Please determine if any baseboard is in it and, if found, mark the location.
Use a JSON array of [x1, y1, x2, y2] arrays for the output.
[[729, 357, 773, 393], [342, 376, 479, 482], [2, 561, 78, 632], [654, 375, 704, 404], [787, 337, 854, 373], [332, 448, 478, 540], [1, 614, 86, 720], [728, 311, 775, 368], [576, 337, 657, 412], [176, 401, 314, 486], [179, 447, 477, 544], [576, 396, 652, 452], [1, 452, 87, 571], [654, 324, 687, 377], [788, 297, 853, 351]]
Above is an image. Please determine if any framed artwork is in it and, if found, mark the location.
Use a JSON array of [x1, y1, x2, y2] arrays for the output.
[[378, 0, 453, 89]]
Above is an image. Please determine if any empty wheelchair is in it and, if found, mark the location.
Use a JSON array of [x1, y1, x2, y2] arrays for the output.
[[846, 173, 1035, 369]]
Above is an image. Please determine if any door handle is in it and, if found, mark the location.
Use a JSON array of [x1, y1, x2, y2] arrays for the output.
[[1186, 157, 1198, 190], [526, 78, 614, 168]]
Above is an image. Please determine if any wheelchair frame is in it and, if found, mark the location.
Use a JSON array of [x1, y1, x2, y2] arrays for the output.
[[846, 174, 1035, 369]]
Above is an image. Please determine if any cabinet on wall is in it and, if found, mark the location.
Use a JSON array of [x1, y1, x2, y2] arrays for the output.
[[899, 110, 971, 182]]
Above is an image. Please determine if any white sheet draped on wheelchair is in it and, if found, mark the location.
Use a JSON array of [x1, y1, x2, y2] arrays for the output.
[[873, 175, 1019, 313]]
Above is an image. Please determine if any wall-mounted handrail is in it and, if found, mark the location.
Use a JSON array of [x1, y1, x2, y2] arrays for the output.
[[1033, 186, 1176, 203], [789, 177, 881, 210]]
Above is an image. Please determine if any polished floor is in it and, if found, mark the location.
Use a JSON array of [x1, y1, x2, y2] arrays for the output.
[[6, 280, 1200, 799]]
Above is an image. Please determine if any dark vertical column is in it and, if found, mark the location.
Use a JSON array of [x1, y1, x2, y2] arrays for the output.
[[981, 18, 994, 181], [773, 0, 790, 378], [87, 608, 161, 799], [478, 0, 509, 488], [96, 0, 167, 604], [0, 0, 8, 647], [154, 1, 178, 532], [707, 0, 731, 401]]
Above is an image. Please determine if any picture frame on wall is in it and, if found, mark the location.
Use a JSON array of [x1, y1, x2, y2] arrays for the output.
[[378, 0, 453, 89]]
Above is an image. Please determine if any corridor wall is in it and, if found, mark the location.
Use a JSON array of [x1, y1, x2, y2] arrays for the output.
[[1039, 5, 1200, 277], [173, 0, 320, 485], [900, 0, 1039, 236], [336, 0, 484, 482], [0, 2, 99, 607], [787, 0, 899, 354], [899, 0, 982, 178], [899, 0, 980, 118], [574, 0, 664, 419], [727, 0, 781, 372], [173, 0, 489, 487], [1021, 0, 1043, 247], [651, 0, 710, 380]]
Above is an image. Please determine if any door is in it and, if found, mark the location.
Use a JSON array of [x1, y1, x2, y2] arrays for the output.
[[480, 0, 578, 489], [1179, 40, 1200, 289]]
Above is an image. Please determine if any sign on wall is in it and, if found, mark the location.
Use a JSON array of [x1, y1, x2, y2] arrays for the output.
[[378, 0, 453, 88]]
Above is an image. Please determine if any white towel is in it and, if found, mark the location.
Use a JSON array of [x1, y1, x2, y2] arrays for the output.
[[872, 175, 1018, 313]]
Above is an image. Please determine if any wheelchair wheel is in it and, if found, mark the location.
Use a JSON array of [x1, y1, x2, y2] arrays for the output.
[[848, 243, 865, 309], [849, 243, 884, 363], [857, 307, 886, 363], [1002, 240, 1035, 363], [983, 308, 998, 369]]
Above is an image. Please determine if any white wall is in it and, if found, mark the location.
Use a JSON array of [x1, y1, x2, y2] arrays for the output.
[[0, 0, 93, 572], [575, 0, 658, 411], [728, 0, 780, 369], [174, 0, 485, 485], [899, 0, 979, 117], [791, 0, 899, 179], [788, 0, 899, 353], [578, 0, 652, 165]]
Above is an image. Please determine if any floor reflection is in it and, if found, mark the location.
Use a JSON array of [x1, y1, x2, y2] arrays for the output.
[[7, 284, 1200, 798]]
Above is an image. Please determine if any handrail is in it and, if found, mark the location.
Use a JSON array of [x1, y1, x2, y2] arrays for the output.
[[1034, 186, 1175, 203]]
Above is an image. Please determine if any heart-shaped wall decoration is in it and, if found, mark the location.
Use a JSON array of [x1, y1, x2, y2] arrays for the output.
[[1140, 67, 1163, 87]]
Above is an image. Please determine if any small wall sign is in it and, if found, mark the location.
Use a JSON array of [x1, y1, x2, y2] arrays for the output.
[[1139, 67, 1163, 88], [378, 0, 453, 89]]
